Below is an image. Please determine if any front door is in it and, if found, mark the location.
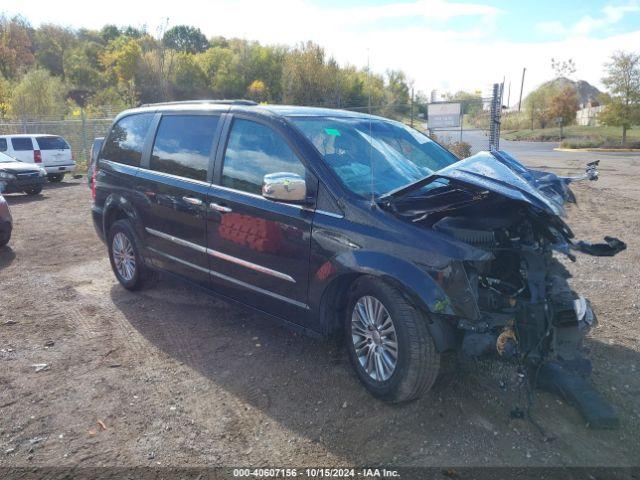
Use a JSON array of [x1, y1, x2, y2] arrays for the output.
[[136, 113, 222, 285], [206, 116, 315, 325]]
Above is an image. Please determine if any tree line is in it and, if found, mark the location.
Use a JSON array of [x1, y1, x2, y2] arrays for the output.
[[0, 15, 414, 120]]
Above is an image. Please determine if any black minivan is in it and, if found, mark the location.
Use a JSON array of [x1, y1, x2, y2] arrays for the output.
[[92, 100, 617, 405]]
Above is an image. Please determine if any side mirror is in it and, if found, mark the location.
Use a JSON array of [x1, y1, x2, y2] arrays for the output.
[[262, 172, 307, 203]]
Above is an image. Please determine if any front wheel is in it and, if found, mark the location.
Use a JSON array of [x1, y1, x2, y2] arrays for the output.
[[24, 186, 43, 195], [345, 277, 441, 403], [47, 173, 64, 183]]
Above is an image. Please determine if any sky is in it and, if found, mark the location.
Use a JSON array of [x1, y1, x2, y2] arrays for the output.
[[2, 0, 639, 102]]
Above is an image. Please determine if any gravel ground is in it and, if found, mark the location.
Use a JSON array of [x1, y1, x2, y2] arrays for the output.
[[0, 154, 639, 468]]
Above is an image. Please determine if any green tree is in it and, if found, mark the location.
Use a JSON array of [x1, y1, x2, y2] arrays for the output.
[[600, 51, 640, 145], [170, 53, 208, 99], [163, 25, 209, 54], [101, 37, 142, 85], [281, 42, 331, 106], [197, 46, 244, 98], [100, 25, 120, 43], [64, 44, 102, 90], [33, 24, 76, 78], [10, 68, 67, 120]]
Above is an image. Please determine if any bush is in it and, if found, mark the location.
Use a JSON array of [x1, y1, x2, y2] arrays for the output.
[[560, 137, 640, 149], [448, 141, 472, 159]]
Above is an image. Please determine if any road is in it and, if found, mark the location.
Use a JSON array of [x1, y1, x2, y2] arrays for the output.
[[430, 128, 640, 200]]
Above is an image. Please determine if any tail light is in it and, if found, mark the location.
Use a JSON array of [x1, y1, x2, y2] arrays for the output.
[[34, 150, 42, 163], [71, 150, 75, 161], [91, 163, 98, 200]]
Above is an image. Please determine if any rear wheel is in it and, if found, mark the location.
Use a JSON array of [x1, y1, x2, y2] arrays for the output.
[[345, 277, 441, 403], [47, 173, 64, 182], [0, 229, 10, 248], [108, 219, 150, 291], [24, 186, 43, 195]]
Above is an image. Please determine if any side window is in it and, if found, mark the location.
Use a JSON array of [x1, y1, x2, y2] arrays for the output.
[[11, 138, 33, 151], [0, 139, 6, 152], [221, 119, 305, 195], [102, 113, 154, 167], [150, 115, 219, 182]]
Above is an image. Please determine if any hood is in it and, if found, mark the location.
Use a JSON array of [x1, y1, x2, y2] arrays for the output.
[[0, 161, 42, 174], [380, 150, 573, 218]]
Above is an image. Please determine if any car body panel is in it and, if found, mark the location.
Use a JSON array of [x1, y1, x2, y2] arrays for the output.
[[0, 157, 46, 194], [0, 194, 12, 244]]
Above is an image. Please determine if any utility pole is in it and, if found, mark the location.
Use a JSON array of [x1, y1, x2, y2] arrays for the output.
[[506, 81, 511, 109], [410, 87, 414, 127], [518, 67, 526, 112]]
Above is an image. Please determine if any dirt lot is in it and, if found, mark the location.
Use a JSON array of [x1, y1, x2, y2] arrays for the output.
[[1, 153, 639, 468]]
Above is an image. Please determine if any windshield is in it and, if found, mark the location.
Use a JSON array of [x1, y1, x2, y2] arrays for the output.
[[288, 115, 458, 197], [0, 152, 18, 163]]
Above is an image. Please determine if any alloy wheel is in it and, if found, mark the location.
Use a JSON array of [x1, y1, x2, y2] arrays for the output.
[[351, 295, 398, 381], [112, 232, 136, 282]]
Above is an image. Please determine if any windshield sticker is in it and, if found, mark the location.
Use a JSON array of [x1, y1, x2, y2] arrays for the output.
[[324, 128, 341, 136]]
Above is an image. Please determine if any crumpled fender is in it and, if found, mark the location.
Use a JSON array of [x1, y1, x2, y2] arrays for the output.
[[311, 250, 464, 351]]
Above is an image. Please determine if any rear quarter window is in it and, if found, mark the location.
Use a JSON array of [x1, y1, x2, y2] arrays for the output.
[[0, 139, 6, 152], [35, 136, 69, 150], [101, 113, 154, 167], [11, 138, 34, 151]]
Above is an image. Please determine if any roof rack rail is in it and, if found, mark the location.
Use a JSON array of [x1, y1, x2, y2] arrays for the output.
[[140, 99, 259, 107]]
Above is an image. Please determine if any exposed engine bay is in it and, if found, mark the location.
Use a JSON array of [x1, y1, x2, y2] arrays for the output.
[[379, 150, 626, 427]]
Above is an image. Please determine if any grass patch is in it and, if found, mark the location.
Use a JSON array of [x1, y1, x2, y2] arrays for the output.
[[502, 125, 640, 144]]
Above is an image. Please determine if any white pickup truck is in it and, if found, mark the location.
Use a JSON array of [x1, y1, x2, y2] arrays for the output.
[[0, 134, 76, 182]]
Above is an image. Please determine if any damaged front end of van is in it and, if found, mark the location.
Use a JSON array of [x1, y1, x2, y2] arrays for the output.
[[379, 151, 626, 428]]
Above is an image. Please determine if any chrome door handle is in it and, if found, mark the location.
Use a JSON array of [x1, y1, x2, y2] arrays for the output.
[[209, 202, 232, 213], [182, 196, 203, 206]]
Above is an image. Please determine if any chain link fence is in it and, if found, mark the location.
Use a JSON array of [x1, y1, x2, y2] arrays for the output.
[[0, 115, 114, 170], [0, 84, 503, 169]]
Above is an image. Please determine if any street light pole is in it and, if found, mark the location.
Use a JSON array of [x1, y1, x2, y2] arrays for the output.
[[518, 67, 526, 112]]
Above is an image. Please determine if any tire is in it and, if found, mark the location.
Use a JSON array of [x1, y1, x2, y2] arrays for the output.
[[0, 230, 10, 248], [107, 219, 150, 291], [345, 276, 441, 403], [24, 186, 43, 195], [47, 173, 64, 182]]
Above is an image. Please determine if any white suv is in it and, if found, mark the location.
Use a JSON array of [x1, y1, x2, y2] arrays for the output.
[[0, 134, 76, 182]]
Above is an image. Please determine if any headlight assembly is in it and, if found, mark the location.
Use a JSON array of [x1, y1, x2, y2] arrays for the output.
[[0, 171, 16, 180]]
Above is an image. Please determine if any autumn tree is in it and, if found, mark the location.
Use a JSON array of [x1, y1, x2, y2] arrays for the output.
[[0, 15, 35, 79], [101, 36, 142, 95], [247, 79, 268, 102], [548, 85, 579, 126], [600, 51, 640, 145]]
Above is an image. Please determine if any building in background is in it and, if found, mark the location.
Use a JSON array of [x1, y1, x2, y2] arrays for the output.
[[576, 104, 605, 126]]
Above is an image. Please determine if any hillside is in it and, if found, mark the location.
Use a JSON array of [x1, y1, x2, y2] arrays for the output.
[[531, 77, 602, 107]]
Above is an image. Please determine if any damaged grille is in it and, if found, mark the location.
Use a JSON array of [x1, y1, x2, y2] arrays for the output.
[[433, 217, 497, 250]]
